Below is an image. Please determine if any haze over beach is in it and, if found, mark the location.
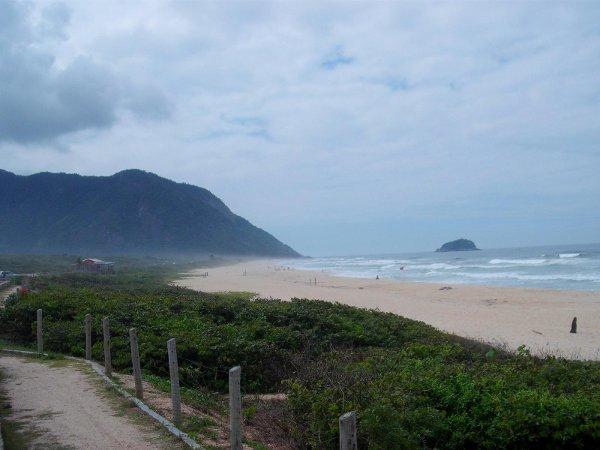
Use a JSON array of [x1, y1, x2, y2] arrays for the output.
[[2, 1, 600, 448]]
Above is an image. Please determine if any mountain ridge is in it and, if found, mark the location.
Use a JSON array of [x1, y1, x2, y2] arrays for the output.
[[0, 169, 299, 257]]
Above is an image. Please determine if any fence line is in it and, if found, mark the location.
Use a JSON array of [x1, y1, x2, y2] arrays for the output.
[[26, 309, 360, 449], [339, 411, 358, 450], [229, 366, 243, 450], [85, 314, 92, 360], [129, 328, 144, 400], [36, 308, 43, 353], [167, 338, 182, 426], [102, 316, 112, 377]]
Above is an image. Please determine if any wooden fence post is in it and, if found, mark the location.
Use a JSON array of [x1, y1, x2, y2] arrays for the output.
[[36, 309, 43, 354], [129, 328, 144, 400], [229, 365, 242, 450], [167, 338, 181, 425], [85, 314, 92, 360], [102, 317, 112, 377], [570, 317, 577, 334], [339, 411, 357, 450]]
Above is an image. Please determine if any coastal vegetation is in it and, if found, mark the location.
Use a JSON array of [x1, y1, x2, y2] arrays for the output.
[[1, 267, 599, 448], [0, 253, 200, 275]]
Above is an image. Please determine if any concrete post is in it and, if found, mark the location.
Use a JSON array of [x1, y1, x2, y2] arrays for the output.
[[85, 314, 92, 360], [229, 365, 242, 450], [102, 316, 112, 377], [339, 411, 357, 450], [36, 309, 43, 354], [167, 338, 181, 425], [129, 328, 144, 400]]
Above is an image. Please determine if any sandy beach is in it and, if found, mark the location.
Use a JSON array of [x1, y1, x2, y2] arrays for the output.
[[174, 259, 600, 360]]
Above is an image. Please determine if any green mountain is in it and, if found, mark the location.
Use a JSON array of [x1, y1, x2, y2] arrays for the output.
[[0, 169, 299, 257], [436, 238, 480, 252]]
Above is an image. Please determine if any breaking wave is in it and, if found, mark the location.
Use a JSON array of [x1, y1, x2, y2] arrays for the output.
[[454, 272, 600, 283], [559, 253, 581, 258], [489, 258, 548, 266], [407, 263, 459, 270]]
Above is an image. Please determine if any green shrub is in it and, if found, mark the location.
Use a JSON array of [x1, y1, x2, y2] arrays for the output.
[[286, 346, 600, 449]]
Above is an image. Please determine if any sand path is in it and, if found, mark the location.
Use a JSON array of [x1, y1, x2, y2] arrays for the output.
[[0, 354, 178, 449], [175, 259, 600, 360]]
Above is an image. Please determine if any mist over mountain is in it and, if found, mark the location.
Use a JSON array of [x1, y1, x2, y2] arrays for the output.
[[0, 169, 299, 257]]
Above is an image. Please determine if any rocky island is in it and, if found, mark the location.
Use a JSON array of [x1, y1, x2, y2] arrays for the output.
[[436, 238, 480, 252]]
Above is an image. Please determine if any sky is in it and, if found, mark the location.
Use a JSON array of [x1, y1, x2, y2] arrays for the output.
[[1, 1, 599, 256]]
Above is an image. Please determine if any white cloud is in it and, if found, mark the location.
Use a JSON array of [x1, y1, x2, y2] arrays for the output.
[[0, 1, 171, 144]]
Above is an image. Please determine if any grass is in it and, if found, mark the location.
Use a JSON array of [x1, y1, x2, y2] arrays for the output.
[[0, 253, 204, 276], [136, 373, 228, 443], [143, 373, 223, 413], [0, 338, 36, 353]]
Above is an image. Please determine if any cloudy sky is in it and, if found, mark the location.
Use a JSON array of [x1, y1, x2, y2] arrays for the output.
[[1, 1, 599, 255]]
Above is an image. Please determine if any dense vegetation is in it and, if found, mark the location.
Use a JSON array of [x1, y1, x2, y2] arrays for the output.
[[0, 169, 299, 257], [0, 253, 207, 275], [1, 271, 599, 449]]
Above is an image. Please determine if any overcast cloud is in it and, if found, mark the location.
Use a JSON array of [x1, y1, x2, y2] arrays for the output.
[[0, 0, 170, 144], [1, 1, 599, 254]]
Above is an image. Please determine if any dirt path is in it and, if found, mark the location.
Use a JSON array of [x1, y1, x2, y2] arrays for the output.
[[0, 354, 182, 449]]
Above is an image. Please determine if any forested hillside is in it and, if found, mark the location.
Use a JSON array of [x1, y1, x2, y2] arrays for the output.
[[0, 169, 298, 257]]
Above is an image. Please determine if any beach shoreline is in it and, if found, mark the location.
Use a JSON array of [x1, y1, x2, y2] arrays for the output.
[[174, 258, 600, 360]]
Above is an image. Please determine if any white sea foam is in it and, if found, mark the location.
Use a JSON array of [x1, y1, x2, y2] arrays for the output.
[[336, 258, 409, 267], [454, 272, 600, 282], [381, 263, 410, 269], [559, 253, 581, 258], [407, 263, 460, 270], [489, 258, 548, 265]]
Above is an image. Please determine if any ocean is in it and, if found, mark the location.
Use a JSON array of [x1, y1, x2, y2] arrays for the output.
[[284, 243, 600, 292]]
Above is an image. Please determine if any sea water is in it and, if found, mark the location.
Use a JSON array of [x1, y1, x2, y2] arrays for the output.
[[284, 243, 600, 292]]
